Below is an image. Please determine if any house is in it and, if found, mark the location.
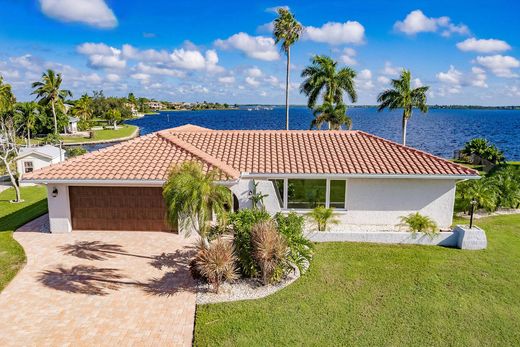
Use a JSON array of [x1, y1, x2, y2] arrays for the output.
[[16, 145, 65, 177], [22, 125, 479, 233], [65, 117, 79, 134], [146, 101, 164, 110], [124, 102, 139, 116]]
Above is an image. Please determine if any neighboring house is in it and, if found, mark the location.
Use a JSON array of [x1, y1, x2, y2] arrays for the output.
[[65, 117, 79, 134], [146, 101, 164, 110], [124, 102, 139, 116], [22, 125, 479, 233], [16, 145, 65, 178]]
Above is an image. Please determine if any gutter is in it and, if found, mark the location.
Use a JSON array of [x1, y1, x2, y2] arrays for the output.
[[239, 173, 480, 180]]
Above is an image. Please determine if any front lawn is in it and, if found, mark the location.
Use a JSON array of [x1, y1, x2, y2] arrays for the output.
[[62, 124, 138, 143], [195, 214, 520, 346], [0, 186, 48, 291]]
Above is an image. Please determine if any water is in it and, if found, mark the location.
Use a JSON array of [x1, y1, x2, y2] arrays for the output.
[[92, 106, 520, 160]]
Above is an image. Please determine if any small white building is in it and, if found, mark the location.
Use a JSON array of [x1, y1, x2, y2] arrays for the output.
[[16, 145, 65, 177], [22, 125, 479, 233], [65, 117, 79, 134]]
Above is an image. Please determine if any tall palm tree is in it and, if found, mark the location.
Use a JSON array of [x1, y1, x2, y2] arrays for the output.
[[273, 8, 303, 130], [163, 161, 232, 240], [377, 69, 429, 146], [300, 55, 357, 109], [15, 102, 41, 147], [31, 69, 72, 135], [0, 76, 15, 114], [71, 94, 93, 122], [310, 102, 352, 130]]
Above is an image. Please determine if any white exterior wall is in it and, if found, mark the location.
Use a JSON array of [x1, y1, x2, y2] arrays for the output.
[[229, 179, 282, 214], [46, 184, 72, 233], [17, 153, 61, 177]]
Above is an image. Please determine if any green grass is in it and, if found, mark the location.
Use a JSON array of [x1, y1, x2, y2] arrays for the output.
[[194, 214, 520, 346], [61, 124, 138, 143], [0, 186, 48, 291]]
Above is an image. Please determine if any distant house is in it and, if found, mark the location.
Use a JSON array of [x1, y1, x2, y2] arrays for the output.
[[22, 125, 479, 233], [124, 102, 139, 116], [146, 101, 164, 110], [64, 117, 79, 134], [16, 145, 65, 177]]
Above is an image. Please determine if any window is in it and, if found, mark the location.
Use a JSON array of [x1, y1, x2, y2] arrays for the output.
[[329, 180, 346, 208], [270, 179, 284, 208], [287, 179, 326, 209], [24, 161, 34, 173]]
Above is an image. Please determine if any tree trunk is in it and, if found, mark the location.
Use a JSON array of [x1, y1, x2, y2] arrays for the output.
[[402, 114, 408, 146], [51, 102, 58, 135], [285, 48, 290, 130], [2, 158, 21, 202], [27, 127, 31, 147]]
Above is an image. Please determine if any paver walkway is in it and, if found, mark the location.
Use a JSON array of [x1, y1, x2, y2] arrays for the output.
[[0, 217, 197, 346]]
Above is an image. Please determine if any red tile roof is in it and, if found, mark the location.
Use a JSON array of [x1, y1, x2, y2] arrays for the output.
[[23, 125, 478, 182]]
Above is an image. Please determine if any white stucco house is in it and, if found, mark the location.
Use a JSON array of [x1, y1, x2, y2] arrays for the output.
[[22, 124, 479, 233], [16, 145, 65, 177]]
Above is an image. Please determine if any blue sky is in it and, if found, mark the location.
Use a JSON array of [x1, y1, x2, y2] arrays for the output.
[[1, 0, 519, 105]]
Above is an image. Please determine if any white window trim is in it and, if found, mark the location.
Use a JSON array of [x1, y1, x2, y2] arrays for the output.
[[278, 178, 347, 211]]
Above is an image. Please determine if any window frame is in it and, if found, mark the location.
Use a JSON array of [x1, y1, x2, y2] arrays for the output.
[[23, 161, 34, 173], [273, 178, 347, 211]]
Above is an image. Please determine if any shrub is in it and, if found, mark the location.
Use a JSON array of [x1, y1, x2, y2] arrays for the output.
[[399, 212, 438, 237], [228, 209, 270, 277], [193, 237, 238, 293], [491, 167, 520, 209], [65, 146, 87, 158], [307, 206, 339, 231], [251, 221, 287, 285], [42, 133, 62, 145], [275, 212, 314, 273]]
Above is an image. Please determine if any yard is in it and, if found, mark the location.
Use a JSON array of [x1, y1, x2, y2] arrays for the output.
[[194, 214, 520, 346], [0, 186, 47, 291], [61, 124, 138, 143]]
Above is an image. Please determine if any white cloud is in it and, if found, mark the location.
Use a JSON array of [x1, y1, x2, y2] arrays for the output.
[[265, 5, 289, 13], [382, 62, 401, 77], [394, 10, 469, 37], [246, 67, 263, 77], [355, 69, 373, 89], [130, 73, 151, 82], [305, 21, 365, 45], [413, 78, 423, 88], [169, 48, 221, 71], [377, 76, 390, 84], [77, 43, 126, 69], [437, 65, 462, 84], [476, 55, 520, 78], [218, 76, 235, 84], [340, 48, 357, 65], [135, 62, 186, 78], [39, 0, 117, 29], [106, 73, 121, 82], [358, 69, 372, 80], [245, 76, 260, 87], [470, 67, 488, 88], [457, 38, 511, 53], [257, 21, 274, 34], [215, 33, 280, 61]]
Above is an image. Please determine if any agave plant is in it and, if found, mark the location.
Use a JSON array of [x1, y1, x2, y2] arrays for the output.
[[251, 220, 287, 285], [399, 212, 438, 237]]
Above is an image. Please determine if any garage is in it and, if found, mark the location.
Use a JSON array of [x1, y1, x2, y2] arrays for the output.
[[69, 186, 174, 232]]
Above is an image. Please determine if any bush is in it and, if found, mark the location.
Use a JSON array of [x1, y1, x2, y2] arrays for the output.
[[251, 221, 287, 285], [193, 237, 238, 293], [399, 212, 438, 237], [228, 209, 270, 277], [65, 146, 87, 158], [307, 206, 339, 231], [275, 212, 314, 273], [42, 133, 62, 145]]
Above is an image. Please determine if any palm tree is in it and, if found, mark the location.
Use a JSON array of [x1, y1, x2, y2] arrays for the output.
[[300, 55, 357, 109], [377, 69, 429, 146], [307, 206, 339, 231], [15, 102, 41, 147], [31, 69, 72, 135], [273, 8, 303, 130], [459, 178, 497, 212], [0, 76, 15, 114], [163, 161, 232, 240], [311, 102, 352, 130], [71, 94, 93, 122]]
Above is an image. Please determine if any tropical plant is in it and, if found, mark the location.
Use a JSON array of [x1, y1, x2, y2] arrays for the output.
[[399, 212, 438, 237], [300, 55, 357, 109], [14, 102, 41, 147], [273, 8, 303, 130], [249, 180, 269, 210], [457, 178, 497, 212], [461, 138, 505, 165], [105, 108, 122, 129], [275, 212, 314, 272], [193, 237, 238, 293], [228, 209, 271, 277], [65, 146, 87, 158], [310, 102, 352, 130], [377, 69, 429, 146], [31, 69, 72, 135], [163, 161, 232, 239], [71, 94, 93, 129], [482, 145, 506, 164], [491, 168, 520, 208], [307, 206, 339, 231], [251, 220, 288, 285]]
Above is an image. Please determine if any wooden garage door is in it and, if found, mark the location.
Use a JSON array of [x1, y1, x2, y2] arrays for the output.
[[69, 186, 174, 232]]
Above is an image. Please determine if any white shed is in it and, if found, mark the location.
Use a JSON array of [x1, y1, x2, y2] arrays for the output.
[[16, 145, 65, 177]]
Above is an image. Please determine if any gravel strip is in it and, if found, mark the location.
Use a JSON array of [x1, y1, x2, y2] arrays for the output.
[[196, 265, 301, 304]]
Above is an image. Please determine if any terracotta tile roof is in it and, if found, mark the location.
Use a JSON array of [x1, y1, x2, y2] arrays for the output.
[[23, 124, 478, 182]]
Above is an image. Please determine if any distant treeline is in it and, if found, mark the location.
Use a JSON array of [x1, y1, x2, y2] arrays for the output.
[[242, 104, 520, 110]]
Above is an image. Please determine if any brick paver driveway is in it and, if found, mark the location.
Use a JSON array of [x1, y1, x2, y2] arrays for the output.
[[0, 216, 197, 346]]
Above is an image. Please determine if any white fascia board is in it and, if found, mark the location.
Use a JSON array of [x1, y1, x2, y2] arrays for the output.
[[240, 172, 480, 180], [22, 178, 240, 186]]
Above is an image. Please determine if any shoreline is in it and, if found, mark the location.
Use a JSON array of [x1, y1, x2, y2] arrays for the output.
[[62, 126, 140, 147]]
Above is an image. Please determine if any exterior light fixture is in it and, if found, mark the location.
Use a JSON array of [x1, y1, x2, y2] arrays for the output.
[[52, 187, 58, 198], [469, 199, 477, 229]]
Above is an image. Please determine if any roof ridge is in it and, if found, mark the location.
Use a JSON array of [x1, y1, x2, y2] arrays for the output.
[[167, 128, 359, 135], [157, 131, 240, 179], [354, 130, 479, 175]]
